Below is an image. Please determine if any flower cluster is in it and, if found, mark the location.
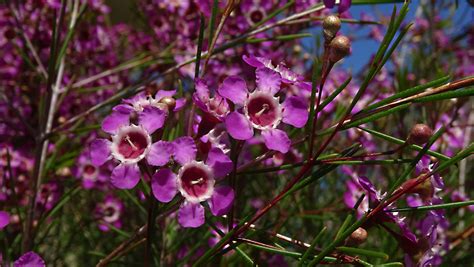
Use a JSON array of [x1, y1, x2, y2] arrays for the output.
[[0, 0, 472, 265]]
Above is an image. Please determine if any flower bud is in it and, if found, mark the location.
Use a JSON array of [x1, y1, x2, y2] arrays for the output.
[[159, 96, 176, 112], [322, 15, 341, 41], [348, 227, 368, 245], [402, 174, 434, 201], [407, 124, 433, 145], [328, 35, 351, 63]]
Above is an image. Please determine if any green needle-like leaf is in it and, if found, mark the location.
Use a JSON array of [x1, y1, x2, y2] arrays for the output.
[[386, 200, 474, 212], [363, 75, 451, 111], [299, 227, 327, 266], [344, 102, 411, 129], [336, 246, 389, 260], [413, 87, 474, 102], [194, 14, 206, 79], [358, 126, 450, 161], [318, 77, 352, 112]]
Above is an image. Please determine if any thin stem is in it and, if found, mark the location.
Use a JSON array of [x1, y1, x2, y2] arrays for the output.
[[202, 0, 235, 74], [22, 0, 72, 252]]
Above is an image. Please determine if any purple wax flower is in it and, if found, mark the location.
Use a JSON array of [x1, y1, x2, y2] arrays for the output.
[[150, 138, 234, 228], [193, 79, 230, 121], [95, 195, 124, 232], [403, 209, 449, 267], [37, 182, 61, 212], [74, 150, 109, 190], [193, 78, 231, 137], [342, 167, 416, 244], [241, 0, 274, 26], [14, 251, 45, 267], [90, 103, 169, 189], [243, 55, 311, 89], [219, 57, 309, 153], [101, 90, 183, 135]]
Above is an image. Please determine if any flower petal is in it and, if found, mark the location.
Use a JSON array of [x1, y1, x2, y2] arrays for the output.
[[89, 139, 111, 166], [139, 106, 166, 134], [173, 137, 197, 165], [323, 0, 335, 8], [256, 67, 281, 95], [155, 89, 176, 100], [113, 103, 134, 113], [208, 186, 234, 216], [147, 141, 173, 166], [0, 211, 10, 229], [174, 98, 186, 111], [261, 128, 291, 153], [225, 112, 254, 140], [206, 147, 233, 179], [338, 0, 351, 13], [111, 164, 140, 189], [14, 252, 45, 267], [282, 96, 309, 128], [242, 55, 272, 68], [101, 108, 131, 134], [178, 202, 205, 228], [217, 76, 248, 105], [194, 78, 210, 102], [151, 168, 177, 203]]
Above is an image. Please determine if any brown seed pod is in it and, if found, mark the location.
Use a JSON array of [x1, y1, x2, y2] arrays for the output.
[[328, 35, 351, 63], [322, 15, 341, 41], [159, 96, 176, 112], [348, 227, 368, 245], [407, 124, 433, 145]]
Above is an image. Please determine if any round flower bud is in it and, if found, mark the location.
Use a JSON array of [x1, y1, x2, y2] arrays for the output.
[[322, 15, 341, 41], [159, 96, 176, 112], [407, 124, 433, 145], [348, 227, 368, 245], [402, 175, 434, 201], [328, 35, 351, 63]]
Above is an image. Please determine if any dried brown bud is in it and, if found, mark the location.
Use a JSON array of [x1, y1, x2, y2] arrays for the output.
[[328, 35, 351, 63], [348, 227, 368, 245], [322, 15, 341, 41], [407, 124, 433, 145], [159, 96, 176, 112]]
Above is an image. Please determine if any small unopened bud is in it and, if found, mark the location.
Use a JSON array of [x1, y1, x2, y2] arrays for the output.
[[407, 124, 433, 145], [159, 96, 176, 112], [402, 174, 433, 201], [322, 15, 341, 41], [348, 227, 368, 245], [328, 35, 351, 63]]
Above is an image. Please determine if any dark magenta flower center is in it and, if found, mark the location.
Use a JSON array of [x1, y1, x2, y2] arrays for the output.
[[250, 9, 264, 24], [104, 206, 116, 217], [246, 93, 280, 128], [117, 131, 148, 159], [83, 164, 96, 175], [180, 165, 211, 199]]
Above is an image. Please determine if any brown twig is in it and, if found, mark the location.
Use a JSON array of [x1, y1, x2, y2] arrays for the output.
[[202, 0, 236, 74]]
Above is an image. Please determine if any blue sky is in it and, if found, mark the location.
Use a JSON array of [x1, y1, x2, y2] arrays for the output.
[[330, 0, 472, 72]]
